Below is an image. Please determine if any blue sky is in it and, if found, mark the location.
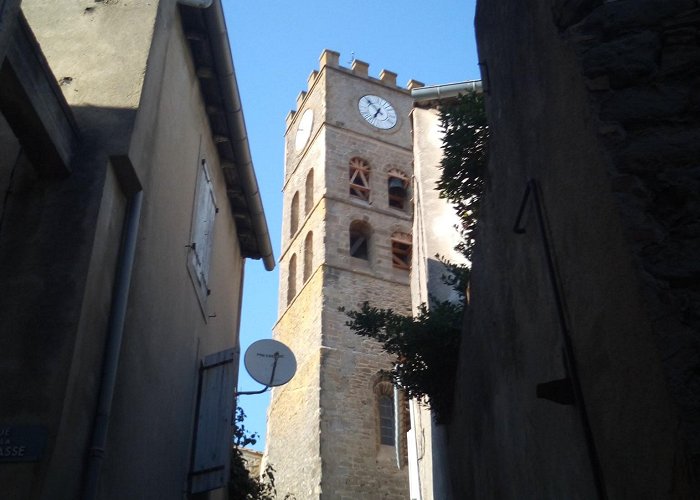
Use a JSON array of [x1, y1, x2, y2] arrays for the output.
[[224, 0, 479, 451]]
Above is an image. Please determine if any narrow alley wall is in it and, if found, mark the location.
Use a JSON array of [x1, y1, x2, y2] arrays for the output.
[[446, 0, 699, 498]]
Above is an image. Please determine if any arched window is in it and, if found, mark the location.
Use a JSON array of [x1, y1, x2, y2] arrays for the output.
[[387, 170, 409, 210], [374, 379, 396, 447], [349, 157, 370, 201], [349, 220, 370, 260], [378, 395, 395, 446], [287, 254, 297, 305], [290, 192, 299, 238], [391, 231, 412, 270], [305, 169, 314, 215], [303, 231, 313, 282]]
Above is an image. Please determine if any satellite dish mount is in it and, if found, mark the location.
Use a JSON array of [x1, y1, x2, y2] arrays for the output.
[[236, 339, 296, 396]]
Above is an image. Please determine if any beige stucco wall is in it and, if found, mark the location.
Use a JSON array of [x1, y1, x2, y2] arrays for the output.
[[1, 2, 251, 498], [96, 12, 246, 498], [409, 105, 468, 500]]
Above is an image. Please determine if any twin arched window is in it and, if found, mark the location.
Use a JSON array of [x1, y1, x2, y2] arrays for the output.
[[349, 158, 409, 210], [290, 171, 314, 244], [348, 223, 412, 270]]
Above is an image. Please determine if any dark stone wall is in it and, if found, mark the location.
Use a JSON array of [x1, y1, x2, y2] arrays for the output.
[[561, 0, 700, 465], [445, 0, 699, 498]]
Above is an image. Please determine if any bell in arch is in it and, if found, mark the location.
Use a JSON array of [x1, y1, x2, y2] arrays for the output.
[[388, 177, 407, 196], [388, 177, 407, 208]]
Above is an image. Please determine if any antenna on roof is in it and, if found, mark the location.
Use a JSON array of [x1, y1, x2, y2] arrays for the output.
[[348, 51, 355, 64]]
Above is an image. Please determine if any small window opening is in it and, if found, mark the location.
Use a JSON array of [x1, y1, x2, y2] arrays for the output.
[[305, 169, 314, 215], [303, 231, 313, 282], [287, 254, 297, 305], [391, 232, 412, 270], [290, 192, 299, 237], [349, 157, 370, 201], [378, 396, 395, 446], [388, 176, 408, 210], [349, 221, 370, 260]]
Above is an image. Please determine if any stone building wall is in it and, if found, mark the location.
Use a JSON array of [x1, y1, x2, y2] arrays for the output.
[[319, 266, 411, 500], [558, 2, 700, 464], [444, 0, 699, 497], [265, 50, 413, 499], [267, 267, 324, 499]]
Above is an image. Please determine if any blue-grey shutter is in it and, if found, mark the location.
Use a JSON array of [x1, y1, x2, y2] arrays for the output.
[[189, 348, 236, 494], [189, 161, 217, 297]]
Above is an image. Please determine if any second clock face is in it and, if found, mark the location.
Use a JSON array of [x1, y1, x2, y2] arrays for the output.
[[295, 109, 314, 151], [358, 95, 397, 130]]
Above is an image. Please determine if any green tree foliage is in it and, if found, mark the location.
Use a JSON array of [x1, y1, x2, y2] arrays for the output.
[[436, 91, 488, 260], [229, 407, 295, 500], [342, 298, 463, 422], [343, 91, 487, 423]]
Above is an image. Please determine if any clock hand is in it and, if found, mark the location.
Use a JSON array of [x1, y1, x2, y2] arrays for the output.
[[374, 108, 383, 118]]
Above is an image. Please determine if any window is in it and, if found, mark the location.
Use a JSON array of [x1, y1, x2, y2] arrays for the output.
[[387, 172, 409, 210], [288, 254, 297, 305], [303, 231, 313, 282], [374, 378, 397, 448], [391, 232, 412, 270], [305, 169, 314, 214], [188, 159, 218, 306], [378, 395, 395, 446], [349, 220, 370, 260], [349, 157, 370, 201], [290, 192, 299, 237]]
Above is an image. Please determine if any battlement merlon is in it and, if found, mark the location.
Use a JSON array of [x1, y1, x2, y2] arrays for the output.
[[318, 48, 419, 92], [286, 49, 424, 131]]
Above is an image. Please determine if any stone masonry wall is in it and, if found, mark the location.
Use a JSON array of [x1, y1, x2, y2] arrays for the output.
[[267, 51, 414, 499], [266, 268, 324, 499], [558, 0, 700, 473], [447, 0, 698, 497], [319, 266, 411, 500]]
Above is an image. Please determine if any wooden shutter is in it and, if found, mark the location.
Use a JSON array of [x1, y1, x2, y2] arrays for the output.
[[189, 348, 236, 494], [189, 160, 217, 298]]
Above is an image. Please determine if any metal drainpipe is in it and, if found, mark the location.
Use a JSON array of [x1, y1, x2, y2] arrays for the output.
[[393, 384, 402, 470], [411, 80, 482, 102], [82, 190, 143, 500]]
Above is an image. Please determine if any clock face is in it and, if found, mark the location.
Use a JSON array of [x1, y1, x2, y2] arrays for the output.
[[358, 95, 397, 129], [295, 109, 314, 151]]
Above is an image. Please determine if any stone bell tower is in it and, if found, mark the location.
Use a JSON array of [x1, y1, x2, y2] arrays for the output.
[[264, 50, 421, 499]]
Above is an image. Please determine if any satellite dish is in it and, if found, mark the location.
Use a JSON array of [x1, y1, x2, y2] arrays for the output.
[[243, 339, 296, 388]]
